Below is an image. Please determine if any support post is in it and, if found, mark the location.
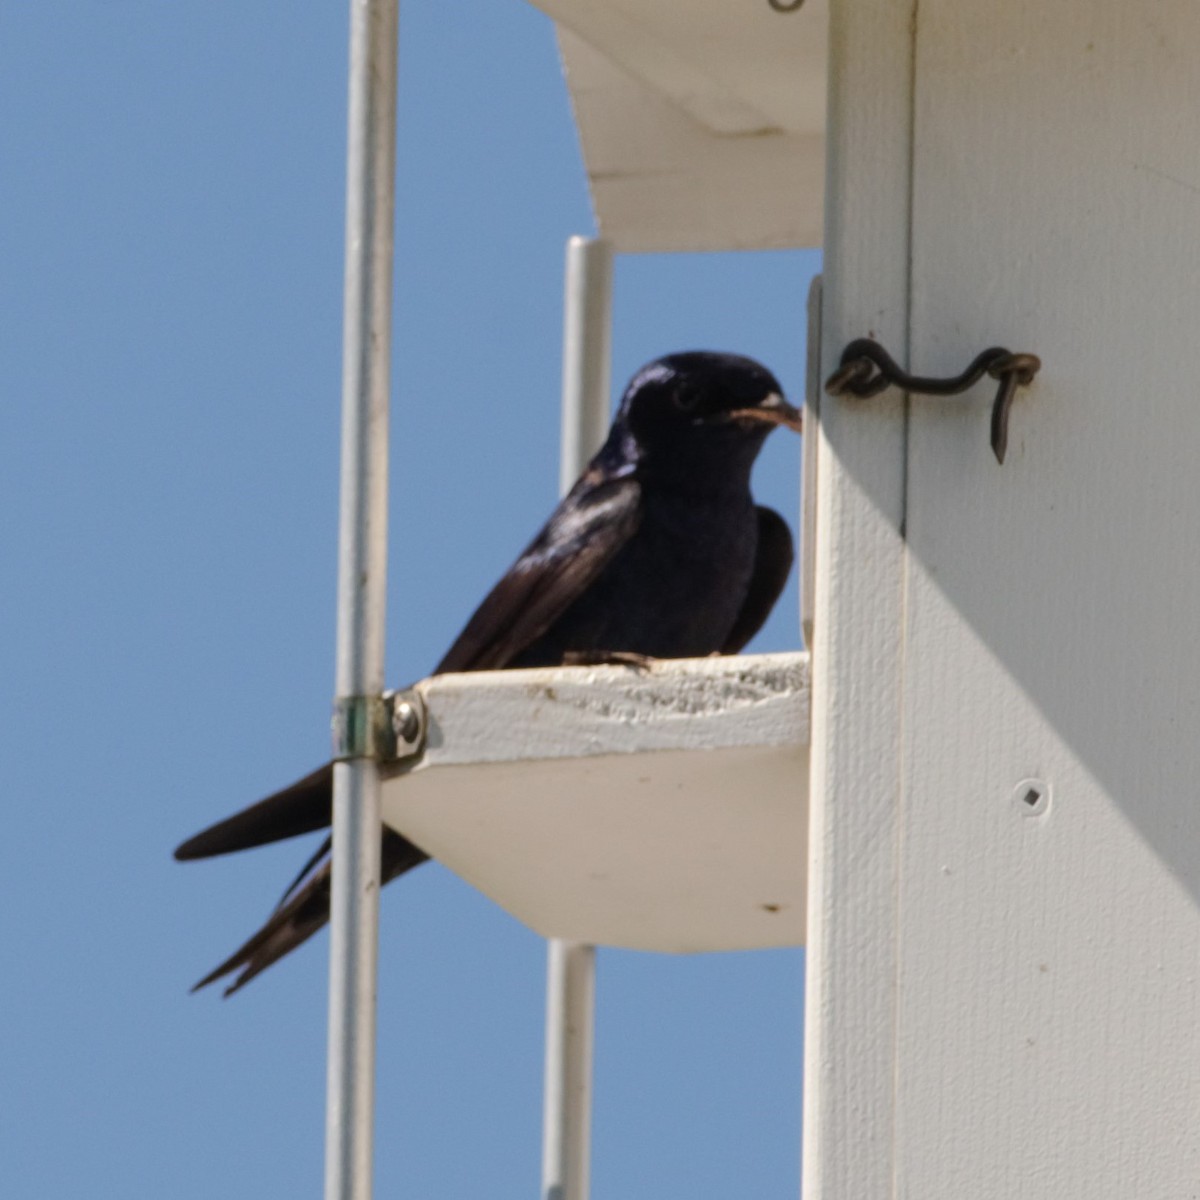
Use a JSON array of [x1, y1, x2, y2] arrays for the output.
[[325, 3, 399, 1200], [541, 236, 612, 1200], [557, 236, 613, 498]]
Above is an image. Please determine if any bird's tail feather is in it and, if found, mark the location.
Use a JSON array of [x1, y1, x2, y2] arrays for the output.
[[190, 830, 431, 996], [191, 863, 332, 996], [174, 763, 334, 860]]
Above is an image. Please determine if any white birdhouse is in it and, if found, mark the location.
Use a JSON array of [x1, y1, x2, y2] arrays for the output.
[[322, 1, 1200, 1196], [538, 0, 1200, 1196]]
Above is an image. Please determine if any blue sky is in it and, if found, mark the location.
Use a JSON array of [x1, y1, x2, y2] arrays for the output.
[[1, 4, 818, 1196]]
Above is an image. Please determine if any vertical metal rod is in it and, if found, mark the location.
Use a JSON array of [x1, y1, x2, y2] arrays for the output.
[[541, 941, 597, 1200], [542, 236, 612, 1200], [325, 3, 398, 1200], [557, 237, 613, 497]]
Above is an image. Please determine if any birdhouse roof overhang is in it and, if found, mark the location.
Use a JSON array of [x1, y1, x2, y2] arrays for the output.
[[530, 0, 828, 253]]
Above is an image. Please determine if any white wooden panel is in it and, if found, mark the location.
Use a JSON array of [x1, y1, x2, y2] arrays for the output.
[[535, 0, 825, 136], [802, 2, 914, 1198], [378, 653, 809, 951], [897, 2, 1200, 1195], [800, 273, 822, 648], [533, 0, 827, 252], [557, 30, 824, 253]]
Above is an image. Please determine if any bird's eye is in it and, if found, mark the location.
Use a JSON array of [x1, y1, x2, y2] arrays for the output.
[[673, 387, 700, 412]]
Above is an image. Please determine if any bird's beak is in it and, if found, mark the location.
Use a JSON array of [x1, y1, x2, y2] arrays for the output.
[[727, 392, 804, 433]]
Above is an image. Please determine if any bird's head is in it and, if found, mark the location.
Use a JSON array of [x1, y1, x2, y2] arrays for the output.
[[614, 351, 801, 485]]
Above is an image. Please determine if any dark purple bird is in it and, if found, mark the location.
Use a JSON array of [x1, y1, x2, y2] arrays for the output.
[[176, 351, 802, 994]]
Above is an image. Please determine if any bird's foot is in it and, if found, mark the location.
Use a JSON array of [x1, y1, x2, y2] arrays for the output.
[[561, 649, 656, 673]]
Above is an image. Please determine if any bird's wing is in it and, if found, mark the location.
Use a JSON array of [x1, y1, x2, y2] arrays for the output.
[[435, 472, 642, 673], [720, 506, 795, 654], [173, 476, 639, 865], [178, 473, 640, 993]]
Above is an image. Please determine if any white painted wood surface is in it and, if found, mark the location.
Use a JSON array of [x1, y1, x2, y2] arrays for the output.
[[811, 1, 1200, 1197], [802, 2, 913, 1198], [897, 3, 1200, 1194], [532, 0, 827, 251], [378, 652, 809, 951]]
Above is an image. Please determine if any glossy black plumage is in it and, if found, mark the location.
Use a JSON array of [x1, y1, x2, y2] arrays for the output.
[[176, 351, 801, 994]]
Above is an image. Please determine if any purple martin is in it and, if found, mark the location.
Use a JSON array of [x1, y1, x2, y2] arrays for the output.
[[176, 351, 802, 994]]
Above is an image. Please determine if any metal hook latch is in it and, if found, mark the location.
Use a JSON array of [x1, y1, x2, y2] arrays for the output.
[[824, 338, 1041, 464]]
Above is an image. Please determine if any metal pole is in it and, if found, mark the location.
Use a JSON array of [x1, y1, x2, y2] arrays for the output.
[[542, 236, 612, 1200], [557, 237, 613, 497], [541, 941, 597, 1200], [325, 3, 398, 1200]]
